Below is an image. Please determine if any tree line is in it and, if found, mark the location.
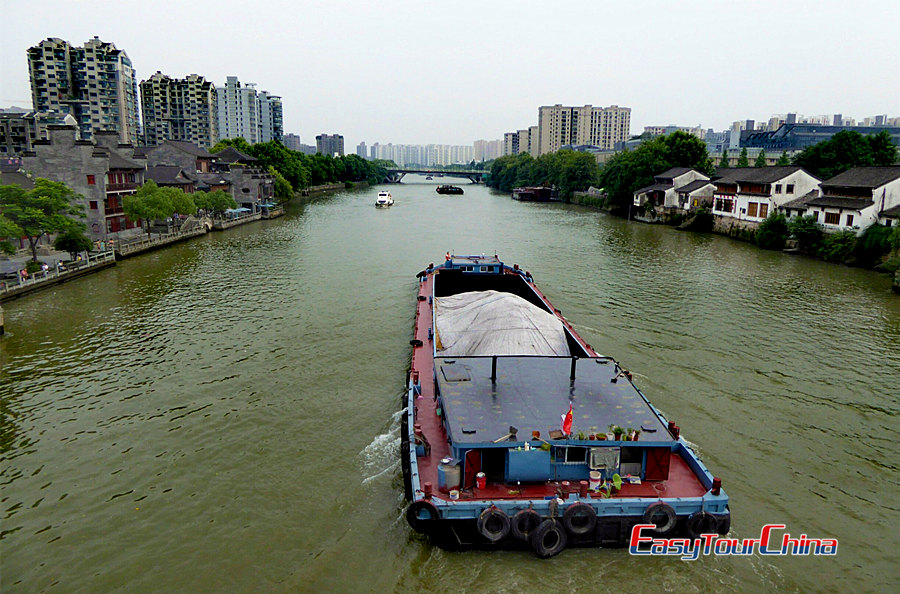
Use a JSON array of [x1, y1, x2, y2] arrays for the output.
[[210, 138, 395, 194], [485, 150, 602, 199]]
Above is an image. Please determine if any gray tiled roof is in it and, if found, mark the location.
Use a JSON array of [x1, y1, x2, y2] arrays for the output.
[[780, 189, 819, 210], [714, 166, 812, 184], [165, 140, 215, 158], [634, 183, 672, 194], [213, 146, 257, 163], [880, 204, 900, 218], [806, 195, 873, 210], [106, 150, 143, 170], [821, 166, 900, 189], [674, 180, 714, 194], [656, 167, 694, 179], [0, 171, 35, 190], [146, 165, 191, 185]]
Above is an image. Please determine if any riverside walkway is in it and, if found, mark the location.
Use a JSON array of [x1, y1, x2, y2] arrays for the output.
[[0, 250, 116, 301]]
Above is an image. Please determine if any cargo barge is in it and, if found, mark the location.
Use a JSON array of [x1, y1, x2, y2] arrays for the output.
[[402, 254, 730, 557], [436, 185, 464, 195]]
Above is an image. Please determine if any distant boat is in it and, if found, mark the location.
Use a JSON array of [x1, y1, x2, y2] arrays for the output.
[[375, 191, 394, 207], [436, 185, 464, 195], [426, 176, 433, 180], [512, 186, 557, 202]]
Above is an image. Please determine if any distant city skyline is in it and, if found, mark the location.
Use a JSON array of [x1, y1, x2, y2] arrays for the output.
[[2, 1, 898, 150]]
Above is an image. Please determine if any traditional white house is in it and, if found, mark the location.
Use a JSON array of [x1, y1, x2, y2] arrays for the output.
[[878, 205, 900, 228], [710, 166, 820, 222], [802, 167, 900, 233], [633, 167, 710, 210]]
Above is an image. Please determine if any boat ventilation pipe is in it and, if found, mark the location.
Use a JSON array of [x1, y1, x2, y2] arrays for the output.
[[711, 477, 722, 495]]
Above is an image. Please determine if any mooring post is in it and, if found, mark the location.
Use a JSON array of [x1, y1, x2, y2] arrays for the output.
[[491, 356, 497, 382], [570, 357, 577, 383]]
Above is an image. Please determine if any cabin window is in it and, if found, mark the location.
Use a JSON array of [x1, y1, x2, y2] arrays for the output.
[[824, 212, 840, 225], [846, 214, 854, 226], [480, 266, 489, 272], [589, 447, 620, 471], [554, 446, 587, 464]]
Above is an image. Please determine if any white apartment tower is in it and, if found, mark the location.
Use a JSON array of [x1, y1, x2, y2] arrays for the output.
[[537, 104, 631, 154], [140, 72, 218, 148], [27, 37, 140, 144], [216, 76, 283, 144]]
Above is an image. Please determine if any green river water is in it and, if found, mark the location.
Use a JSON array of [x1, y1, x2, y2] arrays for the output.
[[1, 182, 898, 592]]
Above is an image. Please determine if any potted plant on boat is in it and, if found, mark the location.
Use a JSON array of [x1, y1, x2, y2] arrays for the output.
[[632, 429, 641, 441]]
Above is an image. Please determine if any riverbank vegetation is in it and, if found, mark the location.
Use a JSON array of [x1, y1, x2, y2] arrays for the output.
[[123, 181, 237, 237], [210, 138, 394, 197], [485, 150, 600, 199], [597, 132, 714, 213], [792, 130, 896, 179], [0, 178, 86, 261]]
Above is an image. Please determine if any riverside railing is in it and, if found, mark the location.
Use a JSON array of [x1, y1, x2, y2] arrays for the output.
[[0, 250, 116, 297]]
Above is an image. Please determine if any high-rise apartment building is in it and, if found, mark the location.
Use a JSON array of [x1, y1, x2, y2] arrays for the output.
[[316, 134, 344, 156], [537, 104, 631, 155], [357, 141, 367, 158], [27, 37, 140, 144], [257, 91, 283, 143], [473, 139, 503, 161], [140, 72, 218, 148], [216, 76, 283, 144]]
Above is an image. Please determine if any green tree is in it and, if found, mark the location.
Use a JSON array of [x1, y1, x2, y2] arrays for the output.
[[0, 178, 85, 261], [736, 147, 750, 168], [792, 130, 898, 179], [596, 131, 713, 212], [123, 181, 175, 237], [53, 227, 93, 259], [210, 137, 254, 154], [268, 166, 293, 202], [788, 215, 824, 252], [206, 190, 237, 215], [754, 149, 767, 168], [719, 149, 729, 168], [775, 152, 791, 166], [165, 187, 196, 216], [755, 212, 789, 250], [0, 213, 21, 255]]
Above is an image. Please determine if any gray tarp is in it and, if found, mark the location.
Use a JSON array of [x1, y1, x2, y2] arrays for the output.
[[434, 290, 571, 357]]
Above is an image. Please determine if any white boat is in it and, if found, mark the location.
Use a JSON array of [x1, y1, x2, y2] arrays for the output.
[[375, 191, 394, 208]]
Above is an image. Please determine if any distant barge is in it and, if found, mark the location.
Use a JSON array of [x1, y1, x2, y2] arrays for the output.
[[402, 254, 730, 557], [436, 185, 464, 195], [511, 186, 557, 202]]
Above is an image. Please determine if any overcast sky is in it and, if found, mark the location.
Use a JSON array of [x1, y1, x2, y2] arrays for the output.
[[2, 0, 898, 148]]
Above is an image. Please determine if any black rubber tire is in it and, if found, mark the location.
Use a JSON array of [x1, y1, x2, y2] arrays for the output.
[[642, 502, 677, 536], [476, 507, 510, 543], [562, 502, 597, 536], [716, 507, 731, 536], [686, 511, 719, 539], [530, 519, 568, 559], [510, 509, 542, 542], [406, 500, 439, 533]]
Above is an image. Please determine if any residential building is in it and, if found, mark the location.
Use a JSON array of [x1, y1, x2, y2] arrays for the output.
[[537, 104, 631, 155], [316, 134, 344, 156], [503, 132, 518, 156], [27, 37, 140, 144], [357, 141, 367, 158], [283, 133, 303, 151], [1, 107, 74, 156], [633, 168, 713, 211], [710, 166, 821, 223], [216, 77, 283, 145], [473, 139, 503, 161], [644, 125, 704, 139], [257, 91, 283, 143], [22, 125, 145, 240], [135, 140, 216, 173], [788, 167, 900, 232], [140, 72, 218, 148]]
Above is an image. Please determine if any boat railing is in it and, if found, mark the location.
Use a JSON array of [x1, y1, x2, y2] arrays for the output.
[[436, 354, 618, 383]]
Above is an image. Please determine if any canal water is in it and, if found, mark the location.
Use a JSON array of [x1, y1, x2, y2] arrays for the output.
[[2, 182, 898, 592]]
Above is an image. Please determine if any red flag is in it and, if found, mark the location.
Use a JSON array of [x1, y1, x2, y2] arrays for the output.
[[561, 403, 573, 435]]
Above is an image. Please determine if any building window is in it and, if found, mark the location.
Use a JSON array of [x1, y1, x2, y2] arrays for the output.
[[89, 201, 98, 210], [824, 212, 840, 225], [846, 214, 854, 226], [786, 184, 794, 193], [87, 174, 95, 185], [748, 202, 758, 217], [775, 184, 782, 193], [759, 203, 769, 218], [812, 211, 819, 221]]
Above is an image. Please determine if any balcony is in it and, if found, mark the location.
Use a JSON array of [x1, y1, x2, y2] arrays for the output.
[[106, 182, 138, 192]]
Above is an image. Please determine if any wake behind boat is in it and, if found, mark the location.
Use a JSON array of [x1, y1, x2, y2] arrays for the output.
[[375, 191, 394, 207], [402, 254, 730, 558]]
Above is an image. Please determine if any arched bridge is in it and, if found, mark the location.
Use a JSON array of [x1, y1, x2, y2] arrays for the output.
[[384, 169, 487, 184]]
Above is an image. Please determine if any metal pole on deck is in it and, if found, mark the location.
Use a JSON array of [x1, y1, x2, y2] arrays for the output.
[[491, 356, 497, 382], [570, 357, 577, 383]]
